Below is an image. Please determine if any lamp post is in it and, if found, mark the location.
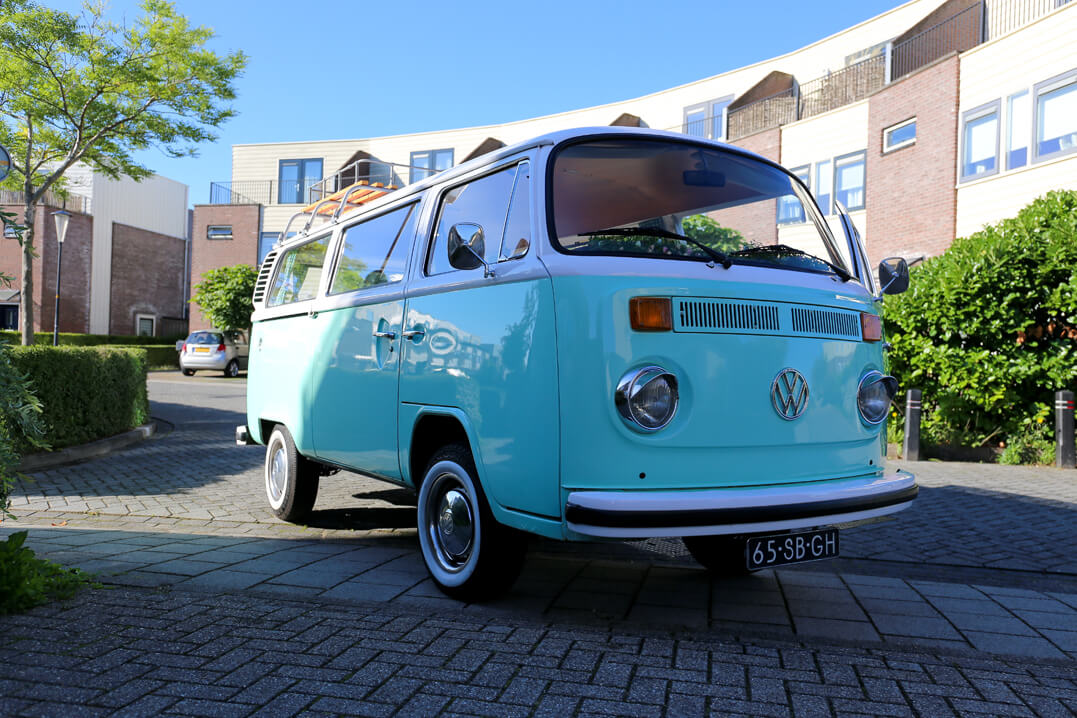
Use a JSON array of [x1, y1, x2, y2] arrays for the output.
[[51, 210, 70, 347]]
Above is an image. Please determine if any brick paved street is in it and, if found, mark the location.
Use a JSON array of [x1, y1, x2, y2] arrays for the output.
[[2, 371, 1077, 716]]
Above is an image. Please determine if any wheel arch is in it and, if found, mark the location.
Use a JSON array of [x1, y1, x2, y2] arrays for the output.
[[406, 407, 485, 493]]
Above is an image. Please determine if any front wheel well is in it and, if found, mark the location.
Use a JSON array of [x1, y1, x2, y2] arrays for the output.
[[410, 414, 472, 488]]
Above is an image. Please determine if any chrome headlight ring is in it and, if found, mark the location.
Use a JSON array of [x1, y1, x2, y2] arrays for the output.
[[857, 370, 899, 425], [615, 365, 679, 432]]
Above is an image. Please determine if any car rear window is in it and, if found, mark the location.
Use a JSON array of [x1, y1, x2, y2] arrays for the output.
[[188, 332, 223, 345]]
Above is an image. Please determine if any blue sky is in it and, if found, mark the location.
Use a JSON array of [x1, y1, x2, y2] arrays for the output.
[[50, 0, 905, 204]]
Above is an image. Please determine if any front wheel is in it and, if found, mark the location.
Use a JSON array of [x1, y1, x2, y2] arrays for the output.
[[417, 443, 525, 601], [682, 534, 755, 576], [182, 368, 195, 376], [264, 425, 319, 522]]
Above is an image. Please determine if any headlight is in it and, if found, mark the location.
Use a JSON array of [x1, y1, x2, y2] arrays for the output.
[[616, 366, 679, 432], [858, 371, 898, 425]]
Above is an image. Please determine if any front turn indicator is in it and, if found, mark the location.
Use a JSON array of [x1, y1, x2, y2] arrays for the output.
[[629, 297, 672, 331]]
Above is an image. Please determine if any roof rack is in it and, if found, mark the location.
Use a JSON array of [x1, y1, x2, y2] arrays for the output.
[[278, 157, 434, 244]]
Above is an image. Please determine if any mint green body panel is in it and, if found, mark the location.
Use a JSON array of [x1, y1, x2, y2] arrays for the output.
[[308, 300, 404, 479], [400, 278, 561, 519], [246, 315, 318, 451], [551, 272, 885, 493]]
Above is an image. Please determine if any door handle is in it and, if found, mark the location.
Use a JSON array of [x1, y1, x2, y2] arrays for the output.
[[401, 329, 425, 339], [373, 330, 397, 340]]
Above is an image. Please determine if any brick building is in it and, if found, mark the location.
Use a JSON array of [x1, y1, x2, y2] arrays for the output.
[[0, 167, 189, 337], [193, 0, 1076, 286]]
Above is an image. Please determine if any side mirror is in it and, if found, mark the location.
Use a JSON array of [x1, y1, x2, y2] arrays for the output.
[[878, 257, 910, 295], [447, 223, 486, 272]]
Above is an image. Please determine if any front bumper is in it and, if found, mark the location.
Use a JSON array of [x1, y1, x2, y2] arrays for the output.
[[566, 470, 916, 538]]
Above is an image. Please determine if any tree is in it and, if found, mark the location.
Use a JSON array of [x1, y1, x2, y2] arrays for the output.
[[191, 264, 258, 331], [0, 0, 246, 344], [682, 214, 745, 253]]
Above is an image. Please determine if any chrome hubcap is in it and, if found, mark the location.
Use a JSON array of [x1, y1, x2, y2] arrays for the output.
[[268, 445, 286, 502], [426, 475, 474, 570]]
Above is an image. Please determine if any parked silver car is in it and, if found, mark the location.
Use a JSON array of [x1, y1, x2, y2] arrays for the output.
[[179, 330, 249, 377]]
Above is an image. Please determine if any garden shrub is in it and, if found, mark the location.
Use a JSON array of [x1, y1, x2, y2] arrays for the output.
[[0, 531, 95, 615], [8, 346, 149, 451], [100, 344, 178, 369], [882, 189, 1077, 456], [0, 331, 185, 346]]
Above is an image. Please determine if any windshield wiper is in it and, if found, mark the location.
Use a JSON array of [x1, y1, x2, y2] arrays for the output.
[[580, 227, 732, 269], [731, 244, 854, 282]]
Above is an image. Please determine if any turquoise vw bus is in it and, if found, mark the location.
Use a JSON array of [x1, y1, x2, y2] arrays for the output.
[[240, 127, 915, 600]]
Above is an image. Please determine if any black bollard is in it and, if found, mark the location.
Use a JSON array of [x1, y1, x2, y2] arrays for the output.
[[903, 389, 921, 462], [1057, 390, 1075, 469]]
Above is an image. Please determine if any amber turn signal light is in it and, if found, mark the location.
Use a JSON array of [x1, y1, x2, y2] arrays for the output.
[[630, 297, 672, 332], [860, 312, 883, 342]]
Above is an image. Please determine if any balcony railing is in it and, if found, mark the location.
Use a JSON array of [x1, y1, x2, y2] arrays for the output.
[[208, 181, 275, 205], [0, 189, 90, 213], [891, 4, 983, 81], [727, 89, 797, 141], [798, 55, 886, 120]]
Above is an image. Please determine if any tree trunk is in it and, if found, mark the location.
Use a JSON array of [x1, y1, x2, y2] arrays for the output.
[[20, 199, 35, 346]]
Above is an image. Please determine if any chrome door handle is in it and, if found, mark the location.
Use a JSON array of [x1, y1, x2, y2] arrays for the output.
[[401, 329, 425, 339], [373, 330, 397, 340]]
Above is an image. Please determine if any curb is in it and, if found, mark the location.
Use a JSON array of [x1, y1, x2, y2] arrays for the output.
[[18, 422, 157, 472]]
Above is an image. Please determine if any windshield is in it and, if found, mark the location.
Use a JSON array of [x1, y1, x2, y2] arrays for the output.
[[550, 139, 851, 278]]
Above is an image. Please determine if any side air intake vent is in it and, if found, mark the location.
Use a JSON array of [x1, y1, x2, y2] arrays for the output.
[[790, 307, 859, 338], [676, 299, 781, 333], [252, 250, 278, 304]]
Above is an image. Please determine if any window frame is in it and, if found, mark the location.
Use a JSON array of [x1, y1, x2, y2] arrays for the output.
[[683, 95, 734, 140], [882, 117, 917, 153], [410, 148, 454, 183], [327, 201, 419, 297], [135, 313, 155, 337], [814, 159, 833, 214], [265, 231, 334, 308], [959, 100, 1001, 182], [776, 165, 811, 225], [833, 150, 867, 212], [424, 160, 528, 277], [277, 158, 324, 205], [1006, 90, 1030, 170], [1032, 68, 1077, 164], [206, 225, 233, 240]]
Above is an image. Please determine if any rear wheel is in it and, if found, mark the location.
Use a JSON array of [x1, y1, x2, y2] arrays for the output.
[[264, 425, 319, 522], [182, 368, 195, 376], [682, 534, 755, 576], [417, 443, 525, 601], [224, 359, 240, 378]]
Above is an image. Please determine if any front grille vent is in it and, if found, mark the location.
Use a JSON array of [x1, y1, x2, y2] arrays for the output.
[[677, 299, 781, 332], [790, 307, 859, 338], [252, 250, 278, 304]]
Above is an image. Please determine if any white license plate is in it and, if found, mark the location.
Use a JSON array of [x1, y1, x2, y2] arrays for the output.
[[746, 528, 839, 570]]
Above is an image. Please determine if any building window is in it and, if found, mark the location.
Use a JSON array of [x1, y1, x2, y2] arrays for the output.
[[258, 232, 278, 265], [136, 314, 155, 337], [834, 152, 866, 211], [1007, 91, 1030, 169], [278, 158, 323, 204], [410, 149, 453, 183], [883, 118, 916, 152], [0, 304, 18, 330], [777, 166, 810, 224], [683, 96, 733, 140], [206, 225, 233, 240], [815, 159, 832, 214], [960, 101, 1000, 181], [1033, 69, 1077, 162]]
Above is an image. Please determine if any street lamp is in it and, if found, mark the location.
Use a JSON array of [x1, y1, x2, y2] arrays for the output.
[[51, 210, 70, 347]]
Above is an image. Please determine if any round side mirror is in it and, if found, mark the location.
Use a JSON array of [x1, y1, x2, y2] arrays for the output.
[[878, 257, 910, 295], [447, 223, 486, 271]]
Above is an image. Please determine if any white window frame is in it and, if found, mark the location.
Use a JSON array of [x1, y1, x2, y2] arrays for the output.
[[834, 151, 867, 212], [959, 100, 1001, 182], [683, 95, 734, 140], [882, 117, 917, 153], [777, 165, 810, 225], [1006, 90, 1030, 170], [1032, 68, 1077, 164], [135, 314, 155, 337], [206, 225, 233, 240]]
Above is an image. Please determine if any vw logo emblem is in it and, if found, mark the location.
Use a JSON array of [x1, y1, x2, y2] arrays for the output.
[[772, 368, 809, 420]]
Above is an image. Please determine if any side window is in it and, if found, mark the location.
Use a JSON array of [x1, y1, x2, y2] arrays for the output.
[[267, 234, 332, 307], [426, 164, 520, 275], [500, 161, 531, 260], [331, 203, 418, 294]]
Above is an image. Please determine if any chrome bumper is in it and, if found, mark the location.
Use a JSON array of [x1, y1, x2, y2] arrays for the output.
[[565, 470, 916, 538]]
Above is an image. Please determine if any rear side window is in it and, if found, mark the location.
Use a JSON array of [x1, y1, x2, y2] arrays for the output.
[[426, 163, 521, 275], [267, 234, 332, 307], [330, 203, 418, 294]]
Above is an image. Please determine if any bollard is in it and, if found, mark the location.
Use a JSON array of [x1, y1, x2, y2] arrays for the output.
[[903, 389, 921, 462], [1057, 390, 1075, 469]]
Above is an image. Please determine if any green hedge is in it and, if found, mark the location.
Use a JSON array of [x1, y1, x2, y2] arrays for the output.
[[8, 346, 149, 451], [98, 345, 179, 369], [0, 331, 185, 346]]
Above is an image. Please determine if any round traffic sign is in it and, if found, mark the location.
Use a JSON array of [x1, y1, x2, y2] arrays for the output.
[[0, 145, 10, 182]]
